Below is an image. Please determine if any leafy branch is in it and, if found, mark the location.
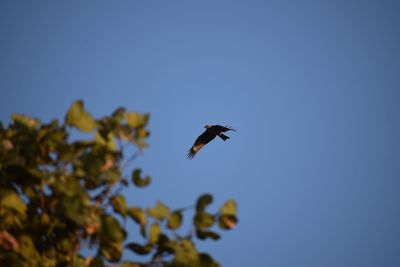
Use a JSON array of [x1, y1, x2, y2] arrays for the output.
[[0, 100, 238, 267]]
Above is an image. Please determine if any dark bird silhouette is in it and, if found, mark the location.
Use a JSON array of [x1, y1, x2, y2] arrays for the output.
[[187, 125, 235, 159]]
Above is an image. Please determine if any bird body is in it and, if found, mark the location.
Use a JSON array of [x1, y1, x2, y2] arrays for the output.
[[187, 125, 235, 159]]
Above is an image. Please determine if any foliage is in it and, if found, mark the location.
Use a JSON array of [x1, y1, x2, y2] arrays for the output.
[[0, 100, 238, 267]]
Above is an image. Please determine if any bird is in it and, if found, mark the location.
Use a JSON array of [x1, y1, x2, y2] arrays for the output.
[[187, 125, 235, 159]]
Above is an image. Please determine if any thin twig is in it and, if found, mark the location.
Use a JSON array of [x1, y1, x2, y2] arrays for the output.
[[121, 151, 139, 170]]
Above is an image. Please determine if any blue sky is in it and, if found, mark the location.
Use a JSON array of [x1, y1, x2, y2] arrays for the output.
[[1, 1, 400, 266]]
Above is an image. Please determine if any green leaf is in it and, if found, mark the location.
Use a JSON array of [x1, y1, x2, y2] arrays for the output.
[[100, 241, 123, 262], [57, 196, 87, 224], [95, 131, 116, 151], [136, 128, 149, 138], [218, 215, 238, 230], [122, 262, 144, 267], [148, 223, 160, 244], [196, 230, 221, 240], [0, 190, 27, 215], [65, 100, 97, 132], [167, 211, 182, 230], [194, 211, 215, 229], [157, 233, 174, 254], [124, 112, 149, 128], [146, 201, 169, 220], [131, 169, 151, 187], [57, 236, 73, 252], [89, 256, 105, 267], [101, 215, 126, 242], [128, 207, 147, 226], [18, 235, 39, 262], [220, 199, 237, 216], [77, 151, 106, 178], [110, 195, 127, 217], [12, 113, 40, 128], [171, 239, 199, 266], [3, 165, 41, 187], [196, 194, 213, 211], [126, 243, 152, 255], [112, 107, 126, 120], [199, 253, 220, 267], [101, 167, 121, 184]]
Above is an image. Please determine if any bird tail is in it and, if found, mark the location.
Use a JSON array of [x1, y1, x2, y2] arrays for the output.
[[224, 126, 236, 132], [218, 133, 230, 141]]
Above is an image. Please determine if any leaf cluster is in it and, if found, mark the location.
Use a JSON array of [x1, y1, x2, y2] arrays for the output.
[[0, 100, 237, 267]]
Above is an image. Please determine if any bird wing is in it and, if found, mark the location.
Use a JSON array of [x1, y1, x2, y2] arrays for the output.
[[213, 125, 235, 132], [187, 142, 205, 159], [187, 129, 216, 159]]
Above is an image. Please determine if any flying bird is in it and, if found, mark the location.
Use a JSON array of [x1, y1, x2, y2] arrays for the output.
[[187, 125, 235, 159]]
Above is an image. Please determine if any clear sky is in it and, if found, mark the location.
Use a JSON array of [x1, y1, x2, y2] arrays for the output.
[[1, 1, 400, 266]]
